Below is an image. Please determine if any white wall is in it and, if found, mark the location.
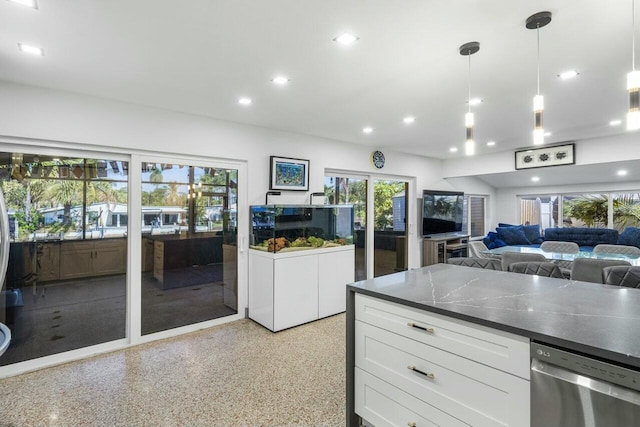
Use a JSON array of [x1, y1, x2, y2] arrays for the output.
[[0, 80, 493, 269]]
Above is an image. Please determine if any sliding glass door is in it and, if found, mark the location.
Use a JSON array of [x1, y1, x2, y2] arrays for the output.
[[0, 145, 245, 372], [325, 173, 410, 280], [140, 162, 238, 335], [0, 151, 128, 366]]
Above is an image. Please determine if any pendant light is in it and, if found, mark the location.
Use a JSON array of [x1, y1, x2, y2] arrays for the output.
[[628, 0, 640, 130], [460, 41, 480, 156], [526, 11, 552, 145]]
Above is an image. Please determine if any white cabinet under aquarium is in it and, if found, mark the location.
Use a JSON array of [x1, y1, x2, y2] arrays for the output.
[[248, 205, 355, 332]]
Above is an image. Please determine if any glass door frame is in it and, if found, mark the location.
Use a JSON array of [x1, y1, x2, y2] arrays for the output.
[[0, 138, 131, 376], [130, 154, 248, 345], [0, 136, 248, 377], [325, 169, 415, 280]]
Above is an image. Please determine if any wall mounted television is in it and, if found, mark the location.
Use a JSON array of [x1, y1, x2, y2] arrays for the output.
[[422, 190, 464, 236]]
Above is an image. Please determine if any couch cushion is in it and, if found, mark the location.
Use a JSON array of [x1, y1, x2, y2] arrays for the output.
[[498, 223, 543, 244], [544, 227, 619, 247], [496, 225, 532, 246], [618, 227, 640, 249]]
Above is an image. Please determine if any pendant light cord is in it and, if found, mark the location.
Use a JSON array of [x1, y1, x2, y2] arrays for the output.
[[633, 0, 637, 71], [537, 24, 541, 95], [468, 52, 472, 113]]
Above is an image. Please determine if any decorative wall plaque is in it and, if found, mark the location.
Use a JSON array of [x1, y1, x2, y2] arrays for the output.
[[515, 143, 575, 170]]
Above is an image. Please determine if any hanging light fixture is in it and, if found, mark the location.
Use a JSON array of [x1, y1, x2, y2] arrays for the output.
[[628, 0, 640, 130], [459, 41, 480, 156], [526, 11, 552, 145]]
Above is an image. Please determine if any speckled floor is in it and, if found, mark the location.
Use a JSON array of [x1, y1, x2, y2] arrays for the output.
[[0, 314, 346, 427]]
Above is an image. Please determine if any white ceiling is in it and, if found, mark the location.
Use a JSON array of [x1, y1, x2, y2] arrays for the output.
[[0, 0, 636, 168]]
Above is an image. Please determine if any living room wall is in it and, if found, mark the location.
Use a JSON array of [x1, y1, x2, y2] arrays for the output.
[[0, 80, 490, 268]]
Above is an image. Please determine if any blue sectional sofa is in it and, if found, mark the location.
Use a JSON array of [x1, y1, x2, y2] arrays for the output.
[[483, 225, 640, 252], [544, 227, 618, 251]]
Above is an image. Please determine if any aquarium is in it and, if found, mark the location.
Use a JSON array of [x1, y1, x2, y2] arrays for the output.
[[250, 205, 354, 252]]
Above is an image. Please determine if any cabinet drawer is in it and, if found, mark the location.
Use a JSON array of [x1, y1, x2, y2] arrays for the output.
[[356, 320, 529, 427], [355, 293, 529, 378], [355, 367, 468, 427]]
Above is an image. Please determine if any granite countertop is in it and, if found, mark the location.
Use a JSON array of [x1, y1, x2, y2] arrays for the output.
[[348, 263, 640, 369]]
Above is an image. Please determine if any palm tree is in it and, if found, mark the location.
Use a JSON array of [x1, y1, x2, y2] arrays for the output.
[[150, 167, 163, 183], [166, 183, 183, 206], [46, 180, 83, 226], [613, 193, 640, 230]]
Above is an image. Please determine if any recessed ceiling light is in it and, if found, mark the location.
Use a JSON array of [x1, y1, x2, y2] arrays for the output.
[[238, 97, 252, 106], [558, 70, 579, 80], [8, 0, 37, 8], [486, 141, 496, 146], [362, 127, 373, 134], [18, 43, 43, 56], [618, 170, 628, 176], [449, 147, 458, 153], [271, 76, 290, 86], [466, 98, 483, 106], [544, 131, 552, 137], [403, 116, 415, 124], [531, 176, 540, 182], [334, 32, 359, 45], [610, 119, 623, 126]]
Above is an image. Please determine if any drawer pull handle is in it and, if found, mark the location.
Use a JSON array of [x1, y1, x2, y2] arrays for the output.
[[408, 423, 417, 427], [407, 322, 434, 334], [407, 365, 435, 379]]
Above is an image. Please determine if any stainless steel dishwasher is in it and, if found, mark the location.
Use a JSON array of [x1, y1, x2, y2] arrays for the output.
[[531, 342, 640, 427]]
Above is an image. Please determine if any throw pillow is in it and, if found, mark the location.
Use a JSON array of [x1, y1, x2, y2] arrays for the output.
[[483, 232, 507, 249], [496, 225, 532, 246], [523, 224, 543, 244], [618, 227, 640, 248]]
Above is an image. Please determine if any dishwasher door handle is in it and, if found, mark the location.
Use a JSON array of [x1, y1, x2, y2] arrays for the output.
[[532, 358, 640, 407]]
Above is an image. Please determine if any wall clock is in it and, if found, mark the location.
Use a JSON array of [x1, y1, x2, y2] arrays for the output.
[[371, 150, 385, 169]]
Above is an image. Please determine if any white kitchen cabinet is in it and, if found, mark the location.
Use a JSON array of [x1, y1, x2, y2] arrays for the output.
[[354, 293, 530, 427], [249, 245, 355, 332]]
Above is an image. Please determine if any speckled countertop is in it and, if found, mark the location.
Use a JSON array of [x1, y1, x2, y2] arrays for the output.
[[348, 263, 640, 368]]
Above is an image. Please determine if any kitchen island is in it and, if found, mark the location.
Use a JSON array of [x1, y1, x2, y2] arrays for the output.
[[346, 263, 640, 426]]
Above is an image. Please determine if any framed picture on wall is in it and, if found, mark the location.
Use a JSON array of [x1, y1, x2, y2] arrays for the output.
[[270, 156, 309, 191], [515, 143, 575, 170]]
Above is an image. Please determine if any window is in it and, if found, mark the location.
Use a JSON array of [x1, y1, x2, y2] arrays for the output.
[[463, 195, 487, 238], [520, 191, 640, 231], [519, 195, 558, 230], [562, 193, 609, 228], [1, 156, 128, 241], [612, 193, 640, 231]]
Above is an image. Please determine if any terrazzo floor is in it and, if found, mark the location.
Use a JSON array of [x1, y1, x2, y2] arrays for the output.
[[0, 314, 346, 427]]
